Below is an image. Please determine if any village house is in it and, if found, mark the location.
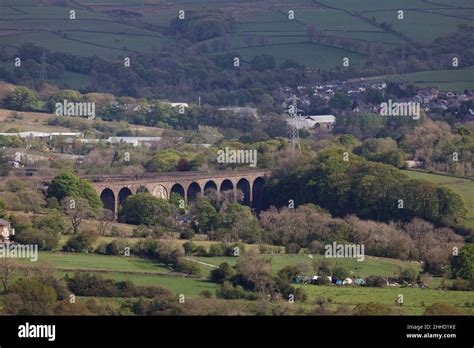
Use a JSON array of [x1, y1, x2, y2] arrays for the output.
[[0, 219, 15, 241]]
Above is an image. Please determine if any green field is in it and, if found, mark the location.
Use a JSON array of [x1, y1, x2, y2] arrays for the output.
[[58, 271, 218, 298], [191, 254, 420, 277], [377, 67, 474, 92], [299, 284, 474, 315], [16, 252, 171, 274], [1, 0, 472, 70], [9, 250, 473, 314], [402, 170, 474, 228]]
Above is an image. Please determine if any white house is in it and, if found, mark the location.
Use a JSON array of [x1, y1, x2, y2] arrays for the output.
[[287, 115, 336, 130], [0, 219, 15, 241]]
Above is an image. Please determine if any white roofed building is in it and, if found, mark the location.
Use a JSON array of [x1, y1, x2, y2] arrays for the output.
[[287, 115, 335, 130]]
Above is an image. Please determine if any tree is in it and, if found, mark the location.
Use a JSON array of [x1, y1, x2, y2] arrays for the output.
[[0, 150, 11, 177], [451, 244, 474, 280], [0, 198, 6, 218], [210, 262, 235, 284], [98, 209, 115, 236], [250, 54, 276, 72], [183, 241, 197, 256], [329, 92, 351, 110], [62, 232, 96, 253], [332, 266, 349, 279], [48, 172, 102, 212], [2, 86, 38, 111], [234, 251, 275, 294], [222, 203, 261, 243], [61, 197, 96, 235], [120, 193, 171, 226], [4, 278, 57, 315], [0, 259, 18, 292], [192, 197, 220, 233]]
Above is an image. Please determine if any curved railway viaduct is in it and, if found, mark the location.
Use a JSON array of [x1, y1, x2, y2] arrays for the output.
[[88, 170, 271, 215]]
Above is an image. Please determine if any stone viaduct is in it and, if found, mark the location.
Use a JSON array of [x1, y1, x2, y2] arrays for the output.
[[87, 170, 271, 215]]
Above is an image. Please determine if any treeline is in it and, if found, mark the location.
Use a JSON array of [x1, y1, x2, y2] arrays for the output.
[[0, 85, 287, 141], [325, 24, 474, 81], [334, 113, 474, 177], [268, 148, 468, 229], [0, 42, 307, 107], [0, 21, 471, 107]]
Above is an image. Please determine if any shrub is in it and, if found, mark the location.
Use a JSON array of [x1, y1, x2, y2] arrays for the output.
[[209, 262, 235, 284], [180, 228, 195, 240], [199, 290, 213, 298], [353, 302, 395, 315], [397, 266, 419, 283], [183, 241, 197, 256], [194, 245, 208, 256], [449, 278, 474, 291], [208, 243, 225, 257], [332, 266, 349, 279], [365, 275, 387, 287], [285, 243, 301, 254], [65, 272, 172, 298], [175, 259, 201, 275], [215, 281, 257, 300], [62, 234, 95, 253], [424, 302, 465, 315], [277, 266, 300, 283], [308, 240, 325, 254]]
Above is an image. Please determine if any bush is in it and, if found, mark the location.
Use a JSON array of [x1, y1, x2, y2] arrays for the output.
[[180, 228, 195, 240], [209, 262, 235, 284], [194, 245, 208, 256], [65, 272, 172, 298], [332, 266, 349, 279], [308, 240, 325, 254], [424, 302, 465, 315], [120, 193, 171, 226], [199, 290, 213, 298], [277, 266, 300, 283], [353, 302, 395, 315], [95, 240, 130, 256], [215, 281, 257, 300], [14, 229, 59, 251], [224, 242, 245, 256], [451, 244, 474, 280], [449, 278, 474, 291], [397, 266, 419, 283], [365, 275, 387, 287], [4, 278, 57, 315], [285, 243, 301, 254], [183, 241, 197, 256], [62, 234, 95, 253], [315, 276, 331, 285], [208, 243, 225, 257], [175, 259, 201, 275]]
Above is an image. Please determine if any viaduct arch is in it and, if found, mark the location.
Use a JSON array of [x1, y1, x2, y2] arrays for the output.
[[90, 170, 270, 217]]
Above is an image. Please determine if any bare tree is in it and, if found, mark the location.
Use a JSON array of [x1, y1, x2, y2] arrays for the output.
[[61, 197, 96, 235], [0, 259, 18, 292]]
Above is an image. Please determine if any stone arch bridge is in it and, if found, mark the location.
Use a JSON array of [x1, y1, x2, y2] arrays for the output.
[[89, 170, 271, 216]]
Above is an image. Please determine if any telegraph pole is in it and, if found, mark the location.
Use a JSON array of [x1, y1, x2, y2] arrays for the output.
[[40, 51, 47, 80]]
